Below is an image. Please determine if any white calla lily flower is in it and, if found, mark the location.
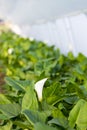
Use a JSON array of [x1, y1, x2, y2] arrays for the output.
[[34, 78, 48, 102], [8, 48, 14, 54], [29, 37, 34, 41]]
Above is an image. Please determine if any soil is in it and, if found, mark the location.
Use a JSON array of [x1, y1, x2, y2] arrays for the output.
[[0, 72, 5, 93]]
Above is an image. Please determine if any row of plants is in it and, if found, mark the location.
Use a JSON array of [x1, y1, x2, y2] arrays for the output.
[[0, 31, 87, 130]]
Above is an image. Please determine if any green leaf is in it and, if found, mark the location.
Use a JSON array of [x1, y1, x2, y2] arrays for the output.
[[22, 109, 48, 125], [48, 118, 68, 129], [0, 121, 12, 130], [5, 77, 25, 91], [13, 120, 32, 129], [76, 101, 87, 129], [34, 122, 58, 130], [35, 58, 57, 76], [68, 52, 75, 60], [0, 94, 11, 104], [44, 82, 66, 105], [50, 108, 68, 128], [22, 86, 38, 111], [0, 103, 21, 119], [0, 114, 8, 120], [68, 99, 87, 129]]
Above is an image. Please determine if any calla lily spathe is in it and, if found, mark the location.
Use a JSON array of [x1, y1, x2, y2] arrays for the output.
[[34, 78, 48, 102], [8, 48, 14, 54]]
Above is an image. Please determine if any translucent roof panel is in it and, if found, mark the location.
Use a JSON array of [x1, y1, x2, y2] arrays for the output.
[[0, 0, 87, 25], [20, 13, 87, 56]]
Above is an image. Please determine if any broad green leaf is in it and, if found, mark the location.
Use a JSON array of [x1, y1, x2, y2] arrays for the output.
[[5, 77, 25, 91], [77, 53, 86, 62], [34, 61, 44, 75], [68, 52, 75, 60], [68, 99, 87, 129], [50, 108, 68, 128], [35, 58, 57, 76], [22, 86, 38, 111], [0, 94, 11, 104], [48, 118, 68, 129], [76, 101, 87, 129], [22, 109, 48, 125], [78, 85, 87, 99], [68, 99, 84, 127], [12, 80, 31, 88], [13, 121, 32, 129], [0, 121, 12, 130], [0, 103, 21, 119], [34, 122, 58, 130], [44, 82, 66, 105], [0, 114, 8, 120]]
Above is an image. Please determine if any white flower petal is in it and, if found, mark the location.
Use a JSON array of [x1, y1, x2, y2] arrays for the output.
[[29, 37, 34, 41], [8, 48, 14, 54], [35, 78, 48, 102]]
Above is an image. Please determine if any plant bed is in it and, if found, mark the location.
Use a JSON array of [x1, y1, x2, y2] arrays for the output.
[[0, 32, 87, 130]]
